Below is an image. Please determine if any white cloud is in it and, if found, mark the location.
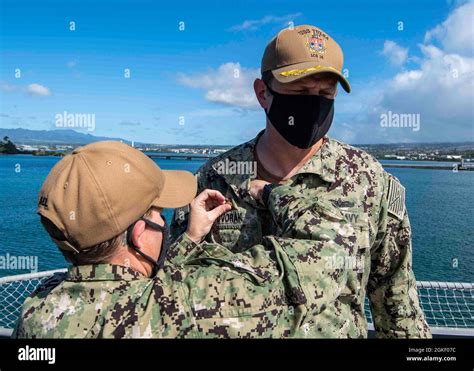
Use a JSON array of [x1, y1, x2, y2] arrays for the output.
[[1, 82, 52, 97], [335, 1, 474, 143], [67, 60, 77, 68], [381, 40, 409, 66], [424, 1, 474, 56], [228, 13, 302, 32], [26, 83, 51, 97], [377, 43, 473, 140], [178, 62, 260, 109]]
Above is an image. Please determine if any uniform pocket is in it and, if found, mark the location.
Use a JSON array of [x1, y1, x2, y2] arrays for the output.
[[269, 234, 352, 319], [181, 263, 290, 339], [290, 199, 354, 242], [274, 199, 362, 315], [339, 219, 371, 306]]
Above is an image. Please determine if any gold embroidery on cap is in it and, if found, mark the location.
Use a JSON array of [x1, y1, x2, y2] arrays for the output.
[[279, 65, 339, 77]]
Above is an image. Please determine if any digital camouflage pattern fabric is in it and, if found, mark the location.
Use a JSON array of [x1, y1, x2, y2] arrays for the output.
[[13, 202, 352, 338], [171, 133, 432, 338]]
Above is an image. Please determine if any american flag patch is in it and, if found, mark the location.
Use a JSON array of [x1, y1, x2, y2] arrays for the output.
[[387, 177, 406, 221]]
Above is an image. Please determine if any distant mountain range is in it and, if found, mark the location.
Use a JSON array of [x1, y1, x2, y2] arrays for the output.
[[0, 127, 473, 150], [0, 128, 230, 148], [0, 128, 131, 145]]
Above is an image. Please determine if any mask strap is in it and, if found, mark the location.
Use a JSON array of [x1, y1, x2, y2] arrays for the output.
[[145, 217, 171, 270], [126, 216, 168, 277], [264, 82, 277, 97]]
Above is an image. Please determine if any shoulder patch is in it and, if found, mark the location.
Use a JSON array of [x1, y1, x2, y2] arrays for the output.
[[33, 272, 66, 295], [387, 177, 406, 221]]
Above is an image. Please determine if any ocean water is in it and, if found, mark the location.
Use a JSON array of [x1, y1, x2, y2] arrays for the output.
[[0, 155, 472, 282]]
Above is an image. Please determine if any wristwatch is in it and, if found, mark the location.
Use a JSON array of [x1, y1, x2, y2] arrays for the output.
[[261, 183, 280, 207]]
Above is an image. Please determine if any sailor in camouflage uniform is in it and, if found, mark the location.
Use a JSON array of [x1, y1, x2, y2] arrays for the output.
[[13, 141, 351, 338], [171, 25, 431, 338]]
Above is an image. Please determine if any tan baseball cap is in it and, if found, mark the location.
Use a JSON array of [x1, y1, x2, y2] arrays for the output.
[[38, 141, 197, 252], [261, 25, 351, 93]]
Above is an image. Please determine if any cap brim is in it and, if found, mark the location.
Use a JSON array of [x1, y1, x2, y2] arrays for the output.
[[152, 170, 197, 209], [271, 61, 351, 93]]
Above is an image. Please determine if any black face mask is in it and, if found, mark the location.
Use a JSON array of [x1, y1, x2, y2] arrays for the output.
[[126, 215, 170, 277], [264, 84, 335, 149]]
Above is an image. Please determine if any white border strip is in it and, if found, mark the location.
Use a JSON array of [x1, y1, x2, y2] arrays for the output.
[[0, 269, 67, 284]]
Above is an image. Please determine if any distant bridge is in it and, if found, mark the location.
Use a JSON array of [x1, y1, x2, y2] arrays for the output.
[[382, 164, 474, 171], [147, 154, 214, 161], [147, 154, 474, 171]]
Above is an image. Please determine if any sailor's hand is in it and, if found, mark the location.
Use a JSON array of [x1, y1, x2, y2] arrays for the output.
[[186, 189, 232, 243], [249, 180, 270, 203]]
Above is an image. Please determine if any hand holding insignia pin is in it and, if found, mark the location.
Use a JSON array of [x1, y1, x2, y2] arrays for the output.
[[224, 197, 234, 209], [186, 189, 232, 243]]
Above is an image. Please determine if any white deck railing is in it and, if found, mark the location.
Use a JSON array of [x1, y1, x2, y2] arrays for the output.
[[1, 269, 473, 337]]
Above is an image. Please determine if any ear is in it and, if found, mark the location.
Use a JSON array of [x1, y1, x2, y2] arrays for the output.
[[254, 78, 271, 110], [130, 220, 146, 250]]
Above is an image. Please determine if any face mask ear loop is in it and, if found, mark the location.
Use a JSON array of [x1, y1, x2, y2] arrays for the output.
[[263, 83, 277, 118], [146, 217, 170, 270], [126, 220, 161, 277], [264, 82, 277, 98]]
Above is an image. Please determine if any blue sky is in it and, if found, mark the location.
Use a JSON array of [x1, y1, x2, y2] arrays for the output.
[[1, 0, 473, 144]]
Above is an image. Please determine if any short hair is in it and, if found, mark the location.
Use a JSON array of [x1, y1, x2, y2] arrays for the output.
[[40, 207, 157, 265], [40, 216, 125, 265], [261, 70, 274, 87]]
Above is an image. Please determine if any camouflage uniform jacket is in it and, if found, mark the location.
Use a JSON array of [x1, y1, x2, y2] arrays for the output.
[[171, 133, 432, 338], [13, 204, 355, 338]]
